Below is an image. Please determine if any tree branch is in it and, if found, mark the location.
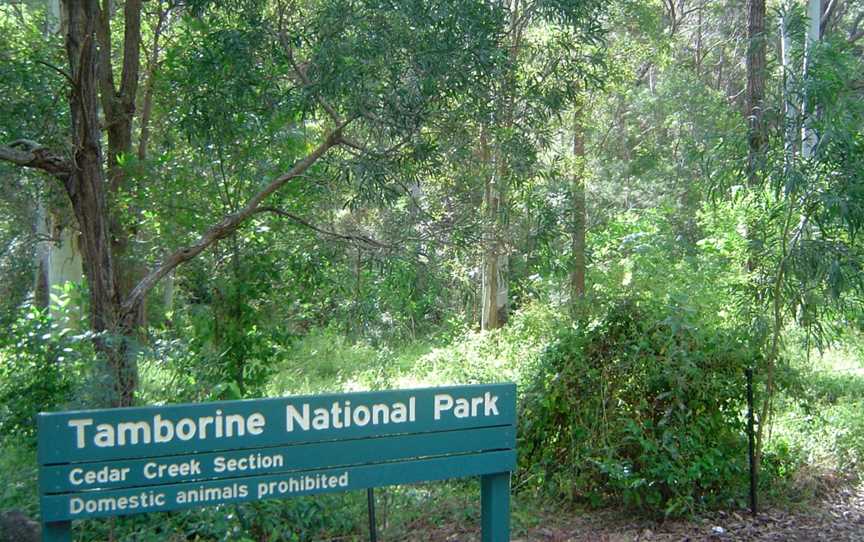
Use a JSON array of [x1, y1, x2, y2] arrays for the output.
[[120, 126, 348, 317], [849, 11, 864, 43], [275, 6, 343, 125], [0, 141, 71, 180], [255, 206, 389, 248]]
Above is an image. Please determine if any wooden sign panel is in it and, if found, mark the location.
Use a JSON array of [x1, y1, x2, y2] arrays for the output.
[[38, 383, 516, 542]]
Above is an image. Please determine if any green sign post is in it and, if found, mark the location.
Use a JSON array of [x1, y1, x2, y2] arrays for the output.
[[38, 383, 516, 541]]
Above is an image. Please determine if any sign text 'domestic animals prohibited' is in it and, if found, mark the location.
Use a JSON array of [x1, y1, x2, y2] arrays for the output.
[[38, 383, 516, 541]]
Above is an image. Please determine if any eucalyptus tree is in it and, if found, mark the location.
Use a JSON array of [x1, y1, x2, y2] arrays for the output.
[[0, 0, 505, 405], [472, 0, 607, 329]]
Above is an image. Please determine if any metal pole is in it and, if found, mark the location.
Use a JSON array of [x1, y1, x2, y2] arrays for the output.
[[367, 488, 378, 542], [746, 367, 758, 516]]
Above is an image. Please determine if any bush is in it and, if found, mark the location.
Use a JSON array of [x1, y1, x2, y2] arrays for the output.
[[0, 306, 87, 445], [518, 296, 751, 517], [409, 302, 563, 386]]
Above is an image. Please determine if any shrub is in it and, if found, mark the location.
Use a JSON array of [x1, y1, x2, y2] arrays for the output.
[[518, 296, 751, 517], [0, 306, 87, 445]]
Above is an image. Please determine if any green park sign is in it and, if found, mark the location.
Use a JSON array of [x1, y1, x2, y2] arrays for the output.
[[38, 383, 516, 541]]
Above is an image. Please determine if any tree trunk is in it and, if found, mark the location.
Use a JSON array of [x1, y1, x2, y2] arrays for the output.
[[480, 0, 523, 331], [47, 209, 84, 326], [137, 3, 169, 162], [745, 0, 767, 187], [801, 0, 821, 159], [570, 108, 587, 303], [480, 129, 505, 331], [46, 0, 63, 34], [780, 8, 796, 161], [33, 200, 51, 309], [96, 0, 147, 331], [63, 0, 136, 406]]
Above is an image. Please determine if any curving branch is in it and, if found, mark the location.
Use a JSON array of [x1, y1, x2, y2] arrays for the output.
[[0, 140, 71, 180], [255, 206, 389, 248], [120, 125, 349, 318]]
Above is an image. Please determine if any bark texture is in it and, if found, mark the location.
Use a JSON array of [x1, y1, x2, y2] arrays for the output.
[[745, 0, 767, 187], [570, 108, 587, 302]]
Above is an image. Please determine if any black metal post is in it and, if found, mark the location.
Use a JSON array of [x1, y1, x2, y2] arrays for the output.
[[746, 367, 758, 516], [367, 488, 378, 542]]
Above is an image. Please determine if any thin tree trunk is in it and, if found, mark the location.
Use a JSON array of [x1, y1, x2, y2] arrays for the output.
[[34, 200, 51, 309], [138, 2, 169, 161], [744, 0, 768, 472], [480, 128, 499, 331], [745, 0, 767, 187], [695, 0, 704, 78], [780, 7, 796, 161], [570, 108, 586, 303], [480, 0, 523, 330], [801, 0, 821, 159]]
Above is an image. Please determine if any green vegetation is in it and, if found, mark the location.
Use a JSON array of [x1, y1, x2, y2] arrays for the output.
[[1, 0, 863, 539]]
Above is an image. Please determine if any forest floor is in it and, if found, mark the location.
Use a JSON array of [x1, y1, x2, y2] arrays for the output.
[[401, 474, 864, 542]]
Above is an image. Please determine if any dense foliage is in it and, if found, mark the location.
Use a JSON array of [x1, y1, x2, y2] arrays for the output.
[[520, 297, 751, 516]]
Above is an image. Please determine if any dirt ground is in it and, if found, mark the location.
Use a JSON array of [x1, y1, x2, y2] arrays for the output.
[[403, 476, 864, 542]]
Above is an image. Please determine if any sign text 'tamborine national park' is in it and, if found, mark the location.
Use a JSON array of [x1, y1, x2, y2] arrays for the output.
[[37, 383, 516, 542]]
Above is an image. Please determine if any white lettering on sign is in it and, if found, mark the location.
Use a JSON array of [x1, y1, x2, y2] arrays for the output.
[[434, 392, 499, 420], [69, 466, 130, 486], [175, 483, 248, 504], [67, 411, 267, 449], [69, 491, 166, 515], [118, 421, 151, 445], [213, 453, 284, 473], [61, 389, 505, 450], [143, 459, 202, 480], [286, 398, 416, 432], [256, 472, 349, 498], [68, 418, 93, 448]]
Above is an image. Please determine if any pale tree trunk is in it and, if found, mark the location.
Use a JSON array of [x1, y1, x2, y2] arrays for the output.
[[47, 209, 84, 327], [481, 150, 510, 330], [33, 194, 84, 323], [480, 180, 510, 329], [480, 0, 522, 331], [46, 0, 62, 34], [780, 7, 796, 160], [801, 0, 821, 159], [162, 271, 175, 317], [569, 107, 586, 303]]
